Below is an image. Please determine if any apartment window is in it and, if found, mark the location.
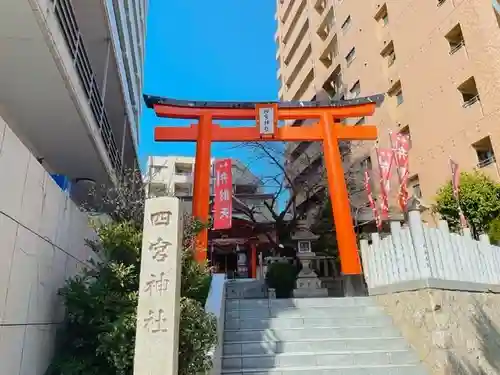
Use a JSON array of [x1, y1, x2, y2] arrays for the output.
[[390, 81, 404, 106], [323, 67, 343, 98], [346, 47, 356, 66], [150, 165, 165, 177], [175, 183, 191, 197], [175, 163, 192, 176], [381, 42, 396, 67], [473, 136, 496, 168], [375, 4, 389, 26], [396, 89, 404, 106], [341, 16, 352, 33], [320, 35, 339, 68], [361, 156, 373, 170], [350, 80, 361, 99], [355, 117, 366, 126], [409, 175, 422, 198], [458, 76, 480, 107], [148, 183, 169, 198], [399, 125, 412, 147], [445, 24, 465, 54], [315, 0, 327, 13]]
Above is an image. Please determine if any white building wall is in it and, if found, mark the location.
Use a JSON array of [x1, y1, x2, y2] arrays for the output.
[[0, 115, 97, 375], [145, 156, 213, 197]]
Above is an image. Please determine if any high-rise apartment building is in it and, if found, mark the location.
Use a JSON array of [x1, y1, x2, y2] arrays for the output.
[[0, 0, 147, 196], [277, 0, 500, 221]]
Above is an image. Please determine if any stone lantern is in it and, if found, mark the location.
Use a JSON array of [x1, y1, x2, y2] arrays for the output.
[[291, 220, 328, 298]]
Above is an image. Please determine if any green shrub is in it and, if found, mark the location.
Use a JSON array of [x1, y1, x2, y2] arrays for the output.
[[434, 171, 500, 234], [265, 262, 297, 298], [488, 217, 500, 245], [47, 218, 217, 375]]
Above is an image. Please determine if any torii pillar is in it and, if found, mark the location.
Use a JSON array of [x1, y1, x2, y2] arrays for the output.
[[145, 94, 384, 277]]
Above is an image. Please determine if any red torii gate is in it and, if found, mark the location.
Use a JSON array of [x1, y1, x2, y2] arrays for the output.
[[144, 94, 384, 276]]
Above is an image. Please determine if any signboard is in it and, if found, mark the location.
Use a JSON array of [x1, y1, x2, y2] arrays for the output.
[[256, 103, 278, 136], [213, 159, 233, 230]]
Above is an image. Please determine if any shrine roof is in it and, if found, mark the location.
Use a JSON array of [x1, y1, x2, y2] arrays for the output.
[[143, 94, 385, 110]]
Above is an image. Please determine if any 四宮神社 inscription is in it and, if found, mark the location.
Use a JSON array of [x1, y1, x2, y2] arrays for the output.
[[143, 272, 169, 296], [133, 197, 182, 375]]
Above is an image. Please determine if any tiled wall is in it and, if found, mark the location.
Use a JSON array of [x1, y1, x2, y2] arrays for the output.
[[0, 116, 97, 375]]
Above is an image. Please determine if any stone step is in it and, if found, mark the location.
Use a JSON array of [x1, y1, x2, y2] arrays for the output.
[[225, 305, 385, 320], [223, 326, 401, 343], [223, 337, 410, 356], [224, 315, 393, 330], [222, 349, 419, 370], [225, 297, 377, 311], [221, 363, 428, 375]]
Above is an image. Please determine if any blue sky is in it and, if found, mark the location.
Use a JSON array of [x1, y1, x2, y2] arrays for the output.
[[139, 0, 280, 183]]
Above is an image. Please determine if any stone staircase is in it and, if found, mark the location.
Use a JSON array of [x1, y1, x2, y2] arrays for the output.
[[221, 297, 428, 375]]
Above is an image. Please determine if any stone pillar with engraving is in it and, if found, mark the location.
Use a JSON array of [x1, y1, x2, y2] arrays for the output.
[[133, 197, 183, 375]]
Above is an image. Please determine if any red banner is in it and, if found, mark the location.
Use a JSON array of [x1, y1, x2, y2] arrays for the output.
[[213, 159, 233, 230], [376, 148, 394, 219], [391, 132, 411, 211], [449, 158, 468, 228], [364, 169, 382, 229], [450, 158, 460, 200]]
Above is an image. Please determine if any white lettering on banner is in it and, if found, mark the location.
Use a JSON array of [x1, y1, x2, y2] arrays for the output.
[[220, 189, 230, 201], [220, 207, 231, 219], [216, 171, 228, 186]]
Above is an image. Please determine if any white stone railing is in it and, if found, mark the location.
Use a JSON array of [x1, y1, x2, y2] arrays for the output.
[[204, 273, 226, 375], [360, 208, 500, 295]]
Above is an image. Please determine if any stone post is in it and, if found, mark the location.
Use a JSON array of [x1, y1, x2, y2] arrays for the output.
[[133, 197, 183, 375], [407, 197, 432, 279], [479, 233, 491, 245]]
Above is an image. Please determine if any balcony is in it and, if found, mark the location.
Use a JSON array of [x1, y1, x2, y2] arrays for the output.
[[289, 142, 323, 178], [317, 7, 335, 40], [0, 0, 130, 187], [386, 58, 399, 90], [289, 65, 315, 101], [283, 0, 306, 44], [283, 12, 309, 65], [373, 1, 387, 17], [285, 42, 312, 87], [294, 169, 326, 207], [282, 0, 297, 25], [73, 0, 141, 156], [379, 29, 392, 55], [319, 33, 338, 69]]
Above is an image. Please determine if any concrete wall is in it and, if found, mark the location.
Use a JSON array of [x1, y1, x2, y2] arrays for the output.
[[376, 289, 500, 375], [0, 116, 97, 375]]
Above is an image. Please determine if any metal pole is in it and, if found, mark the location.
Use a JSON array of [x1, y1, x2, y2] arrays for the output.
[[99, 38, 111, 125], [120, 114, 127, 176]]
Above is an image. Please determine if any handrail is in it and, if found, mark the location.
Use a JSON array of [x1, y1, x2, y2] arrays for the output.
[[51, 0, 122, 175], [143, 94, 385, 110]]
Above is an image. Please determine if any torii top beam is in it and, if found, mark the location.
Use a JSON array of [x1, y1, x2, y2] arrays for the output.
[[145, 94, 384, 143]]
